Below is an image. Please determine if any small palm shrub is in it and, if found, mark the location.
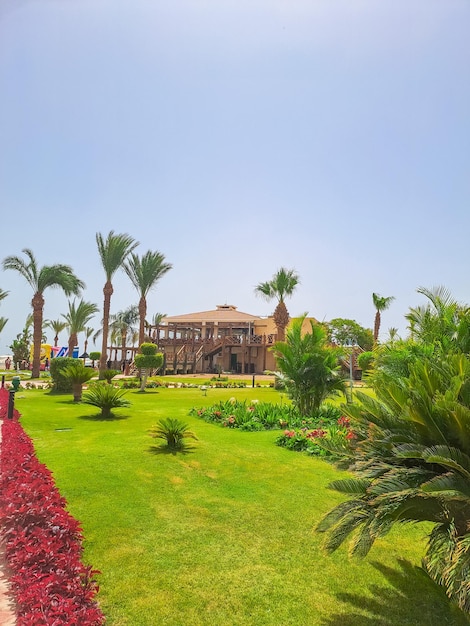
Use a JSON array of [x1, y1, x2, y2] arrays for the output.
[[61, 363, 96, 402], [149, 418, 197, 452], [82, 384, 131, 419], [101, 369, 120, 384]]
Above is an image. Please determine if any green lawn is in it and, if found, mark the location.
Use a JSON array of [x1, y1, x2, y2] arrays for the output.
[[14, 386, 469, 626]]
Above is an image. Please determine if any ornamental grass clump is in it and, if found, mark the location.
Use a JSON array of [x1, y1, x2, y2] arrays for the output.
[[149, 418, 197, 452], [82, 383, 131, 419]]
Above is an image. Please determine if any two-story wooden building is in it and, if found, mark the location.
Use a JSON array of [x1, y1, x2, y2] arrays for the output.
[[150, 304, 279, 375]]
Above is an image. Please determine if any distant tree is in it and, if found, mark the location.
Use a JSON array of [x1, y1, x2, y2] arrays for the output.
[[96, 231, 138, 376], [145, 312, 167, 343], [255, 267, 300, 341], [327, 318, 374, 351], [83, 326, 95, 355], [110, 305, 139, 365], [0, 288, 8, 338], [124, 250, 172, 349], [372, 293, 395, 343], [3, 249, 84, 377], [62, 299, 99, 359], [9, 322, 32, 369], [45, 319, 67, 347]]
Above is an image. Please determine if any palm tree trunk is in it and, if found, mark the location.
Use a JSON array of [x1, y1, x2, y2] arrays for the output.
[[374, 311, 381, 343], [68, 332, 77, 359], [138, 296, 146, 349], [31, 292, 44, 378], [99, 281, 113, 375]]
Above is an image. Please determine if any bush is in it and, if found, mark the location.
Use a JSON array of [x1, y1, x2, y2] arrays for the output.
[[149, 418, 198, 452], [49, 357, 77, 392], [357, 351, 374, 372], [61, 363, 96, 402], [82, 384, 131, 418]]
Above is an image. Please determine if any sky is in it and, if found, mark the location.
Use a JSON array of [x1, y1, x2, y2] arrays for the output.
[[0, 0, 469, 355]]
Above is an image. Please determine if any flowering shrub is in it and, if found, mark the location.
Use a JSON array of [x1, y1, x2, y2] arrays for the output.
[[275, 416, 357, 458], [190, 399, 298, 431], [0, 388, 105, 625]]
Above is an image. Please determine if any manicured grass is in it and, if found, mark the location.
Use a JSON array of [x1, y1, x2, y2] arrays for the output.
[[14, 387, 469, 626]]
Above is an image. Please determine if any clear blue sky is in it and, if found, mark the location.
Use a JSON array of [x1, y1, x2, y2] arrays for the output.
[[0, 1, 469, 355]]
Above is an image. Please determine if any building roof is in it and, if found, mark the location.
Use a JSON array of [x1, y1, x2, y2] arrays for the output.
[[161, 304, 265, 325]]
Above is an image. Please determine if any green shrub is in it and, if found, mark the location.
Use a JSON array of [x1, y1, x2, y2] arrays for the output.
[[149, 418, 197, 452], [82, 384, 131, 418], [357, 351, 374, 372], [61, 363, 96, 402], [49, 357, 77, 392], [101, 369, 120, 384]]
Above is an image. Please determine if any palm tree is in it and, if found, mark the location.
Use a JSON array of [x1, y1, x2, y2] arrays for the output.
[[317, 352, 470, 613], [273, 314, 344, 416], [45, 319, 67, 347], [0, 318, 7, 335], [372, 292, 395, 343], [62, 299, 99, 359], [96, 231, 138, 374], [3, 249, 84, 378], [0, 288, 8, 303], [82, 326, 95, 355], [255, 267, 300, 341], [144, 312, 167, 343], [110, 305, 139, 365], [124, 250, 172, 349]]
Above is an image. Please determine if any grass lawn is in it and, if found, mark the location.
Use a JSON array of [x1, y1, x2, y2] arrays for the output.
[[13, 386, 469, 626]]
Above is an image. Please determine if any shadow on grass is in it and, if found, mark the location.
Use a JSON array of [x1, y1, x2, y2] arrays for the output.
[[148, 444, 196, 456], [321, 559, 470, 626], [77, 412, 130, 422]]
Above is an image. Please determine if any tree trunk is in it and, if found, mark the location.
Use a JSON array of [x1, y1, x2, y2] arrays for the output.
[[138, 296, 147, 350], [99, 281, 113, 377], [273, 301, 289, 343], [68, 332, 77, 359], [374, 311, 381, 343], [72, 382, 83, 402], [31, 292, 45, 378]]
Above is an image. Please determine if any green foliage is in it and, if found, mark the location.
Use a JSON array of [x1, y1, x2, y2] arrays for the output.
[[61, 363, 96, 401], [89, 351, 101, 361], [149, 417, 197, 452], [9, 325, 31, 368], [357, 351, 374, 372], [139, 342, 159, 356], [273, 315, 345, 416], [101, 369, 120, 384], [82, 383, 131, 418], [135, 345, 163, 391], [327, 318, 374, 352], [49, 357, 77, 392], [317, 351, 470, 613]]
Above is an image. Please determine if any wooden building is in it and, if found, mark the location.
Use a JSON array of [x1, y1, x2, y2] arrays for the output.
[[150, 304, 279, 375]]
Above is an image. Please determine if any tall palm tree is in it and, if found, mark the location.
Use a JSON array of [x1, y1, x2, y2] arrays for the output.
[[372, 292, 395, 343], [62, 299, 99, 359], [110, 305, 139, 364], [255, 267, 300, 341], [45, 319, 67, 347], [124, 250, 172, 349], [82, 326, 95, 355], [3, 249, 84, 377], [96, 231, 138, 374]]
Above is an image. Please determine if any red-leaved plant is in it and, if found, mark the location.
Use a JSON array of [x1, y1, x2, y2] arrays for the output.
[[0, 388, 105, 625]]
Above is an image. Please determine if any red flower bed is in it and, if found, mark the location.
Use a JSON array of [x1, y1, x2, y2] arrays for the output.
[[0, 388, 105, 625]]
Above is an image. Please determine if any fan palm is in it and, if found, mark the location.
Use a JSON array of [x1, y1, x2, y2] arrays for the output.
[[124, 250, 172, 349], [62, 299, 99, 359], [2, 249, 84, 377], [317, 352, 470, 612], [255, 267, 300, 341], [372, 292, 395, 343], [96, 231, 138, 374]]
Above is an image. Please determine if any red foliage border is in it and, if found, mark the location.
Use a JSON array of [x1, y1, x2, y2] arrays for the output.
[[0, 388, 105, 625]]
